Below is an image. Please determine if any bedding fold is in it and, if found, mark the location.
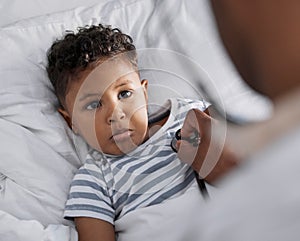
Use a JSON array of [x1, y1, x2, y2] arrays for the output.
[[115, 184, 208, 241]]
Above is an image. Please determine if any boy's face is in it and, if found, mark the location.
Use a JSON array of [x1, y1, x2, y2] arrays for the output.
[[61, 58, 149, 155]]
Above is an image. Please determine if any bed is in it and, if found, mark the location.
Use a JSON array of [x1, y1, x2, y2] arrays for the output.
[[0, 0, 271, 240]]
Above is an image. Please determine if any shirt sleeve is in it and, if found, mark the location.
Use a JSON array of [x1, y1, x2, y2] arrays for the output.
[[178, 98, 211, 112], [64, 159, 115, 225], [191, 99, 211, 111]]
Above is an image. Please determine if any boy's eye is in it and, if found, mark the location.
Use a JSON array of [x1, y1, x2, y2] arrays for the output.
[[118, 90, 132, 99], [86, 101, 101, 110]]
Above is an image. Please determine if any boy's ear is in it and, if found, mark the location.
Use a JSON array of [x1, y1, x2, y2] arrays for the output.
[[58, 108, 78, 134], [141, 79, 148, 99], [58, 108, 72, 128]]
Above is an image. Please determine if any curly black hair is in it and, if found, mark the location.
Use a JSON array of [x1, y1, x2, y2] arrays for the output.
[[46, 24, 137, 106]]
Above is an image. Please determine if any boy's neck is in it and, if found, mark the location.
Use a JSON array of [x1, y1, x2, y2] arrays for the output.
[[147, 110, 170, 138]]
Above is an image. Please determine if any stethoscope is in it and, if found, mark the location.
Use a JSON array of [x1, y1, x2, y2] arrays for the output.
[[170, 128, 210, 199]]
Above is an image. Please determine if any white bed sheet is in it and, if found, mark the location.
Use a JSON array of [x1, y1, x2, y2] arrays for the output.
[[0, 0, 272, 240], [115, 183, 217, 241]]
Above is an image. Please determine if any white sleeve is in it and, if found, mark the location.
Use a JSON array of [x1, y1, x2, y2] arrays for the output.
[[0, 210, 78, 241]]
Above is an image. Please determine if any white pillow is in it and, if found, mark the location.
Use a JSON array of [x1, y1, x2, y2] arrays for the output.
[[0, 0, 271, 226], [0, 0, 110, 27]]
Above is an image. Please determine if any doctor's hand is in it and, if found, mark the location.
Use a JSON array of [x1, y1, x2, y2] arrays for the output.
[[176, 108, 239, 183]]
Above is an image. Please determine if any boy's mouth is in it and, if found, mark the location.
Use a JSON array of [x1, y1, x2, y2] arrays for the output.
[[111, 129, 133, 142]]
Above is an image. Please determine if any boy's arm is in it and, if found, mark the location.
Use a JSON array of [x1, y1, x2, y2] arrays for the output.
[[75, 217, 115, 241]]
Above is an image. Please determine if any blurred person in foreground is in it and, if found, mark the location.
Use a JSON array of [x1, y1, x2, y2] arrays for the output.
[[177, 1, 300, 240]]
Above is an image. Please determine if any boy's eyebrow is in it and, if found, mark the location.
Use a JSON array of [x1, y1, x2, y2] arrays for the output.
[[78, 80, 133, 102], [79, 93, 100, 102], [114, 79, 133, 88]]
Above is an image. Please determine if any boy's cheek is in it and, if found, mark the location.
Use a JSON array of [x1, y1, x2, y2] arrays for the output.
[[130, 90, 148, 109], [80, 125, 103, 150]]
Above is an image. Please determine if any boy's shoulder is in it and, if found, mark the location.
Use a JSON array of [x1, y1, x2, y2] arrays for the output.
[[73, 151, 108, 183], [76, 151, 105, 172]]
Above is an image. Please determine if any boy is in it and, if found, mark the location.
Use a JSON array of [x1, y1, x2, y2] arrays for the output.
[[47, 24, 208, 241]]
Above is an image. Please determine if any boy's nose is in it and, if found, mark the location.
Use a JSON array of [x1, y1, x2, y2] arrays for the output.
[[107, 105, 125, 124]]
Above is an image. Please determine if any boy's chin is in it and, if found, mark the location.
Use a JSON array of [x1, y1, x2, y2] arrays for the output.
[[101, 143, 139, 156]]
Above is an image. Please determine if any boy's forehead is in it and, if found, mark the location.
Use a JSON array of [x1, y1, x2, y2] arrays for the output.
[[79, 57, 136, 94]]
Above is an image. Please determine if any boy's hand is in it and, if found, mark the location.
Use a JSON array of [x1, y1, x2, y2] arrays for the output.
[[176, 108, 239, 183]]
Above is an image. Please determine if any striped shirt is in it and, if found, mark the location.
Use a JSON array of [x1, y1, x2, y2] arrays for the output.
[[64, 98, 208, 224]]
